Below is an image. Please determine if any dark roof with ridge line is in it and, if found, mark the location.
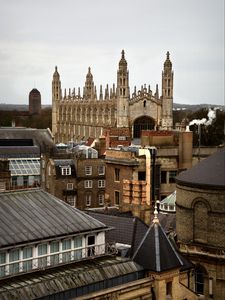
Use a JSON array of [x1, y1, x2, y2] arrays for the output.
[[132, 221, 183, 272], [0, 189, 107, 248], [176, 147, 225, 190]]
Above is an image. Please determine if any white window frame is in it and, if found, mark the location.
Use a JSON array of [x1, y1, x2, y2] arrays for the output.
[[85, 166, 92, 176], [67, 195, 76, 207], [84, 180, 93, 188], [98, 194, 104, 205], [61, 166, 71, 176], [98, 180, 105, 188], [67, 183, 74, 190]]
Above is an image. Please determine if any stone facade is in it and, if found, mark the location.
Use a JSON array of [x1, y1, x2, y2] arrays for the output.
[[52, 51, 174, 143]]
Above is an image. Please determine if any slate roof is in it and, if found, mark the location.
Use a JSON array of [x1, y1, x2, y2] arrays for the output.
[[176, 147, 225, 190], [0, 128, 55, 152], [0, 146, 40, 158], [86, 211, 148, 255], [86, 211, 176, 256], [0, 189, 107, 248], [132, 221, 183, 272]]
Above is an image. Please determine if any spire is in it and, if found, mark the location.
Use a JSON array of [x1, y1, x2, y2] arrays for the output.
[[164, 51, 172, 70], [84, 67, 94, 99], [53, 66, 60, 79], [119, 49, 127, 69], [99, 85, 103, 100], [153, 203, 159, 224], [155, 84, 159, 99], [105, 84, 109, 100]]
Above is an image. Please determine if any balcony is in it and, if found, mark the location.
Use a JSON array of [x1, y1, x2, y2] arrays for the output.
[[0, 242, 117, 279]]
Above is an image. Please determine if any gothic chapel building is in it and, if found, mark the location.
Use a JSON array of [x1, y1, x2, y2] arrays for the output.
[[52, 51, 174, 143]]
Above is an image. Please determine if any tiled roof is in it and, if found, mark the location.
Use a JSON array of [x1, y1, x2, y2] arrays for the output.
[[132, 221, 183, 272], [0, 189, 107, 248], [176, 147, 225, 190]]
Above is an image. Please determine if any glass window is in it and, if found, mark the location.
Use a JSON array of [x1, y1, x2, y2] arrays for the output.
[[23, 247, 33, 272], [37, 244, 47, 268], [98, 165, 105, 175], [67, 195, 76, 207], [0, 252, 6, 277], [169, 171, 177, 183], [62, 239, 71, 263], [84, 180, 92, 188], [61, 166, 71, 176], [86, 194, 91, 206], [98, 194, 104, 205], [9, 249, 20, 274], [115, 168, 120, 181], [50, 241, 59, 265], [85, 166, 92, 175], [115, 191, 120, 205], [98, 180, 105, 188], [67, 183, 73, 190]]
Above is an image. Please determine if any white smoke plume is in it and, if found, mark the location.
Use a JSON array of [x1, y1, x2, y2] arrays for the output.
[[189, 108, 216, 126]]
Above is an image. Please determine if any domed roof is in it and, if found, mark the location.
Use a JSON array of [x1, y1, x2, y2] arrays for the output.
[[29, 88, 40, 95], [176, 147, 225, 190]]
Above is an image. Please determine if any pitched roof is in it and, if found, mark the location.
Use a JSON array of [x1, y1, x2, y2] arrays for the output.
[[86, 211, 176, 255], [0, 189, 107, 248], [132, 221, 183, 272], [86, 211, 148, 255], [176, 147, 225, 190]]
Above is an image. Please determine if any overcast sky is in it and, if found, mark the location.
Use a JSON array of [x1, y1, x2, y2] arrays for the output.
[[0, 0, 224, 106]]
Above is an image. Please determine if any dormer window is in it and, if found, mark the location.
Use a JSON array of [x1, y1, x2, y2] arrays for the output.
[[61, 166, 71, 176]]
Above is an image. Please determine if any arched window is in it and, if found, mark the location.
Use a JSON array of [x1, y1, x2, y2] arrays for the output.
[[143, 100, 146, 108]]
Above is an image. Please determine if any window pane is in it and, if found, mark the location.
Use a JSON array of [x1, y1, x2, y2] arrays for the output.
[[9, 249, 19, 262], [23, 247, 32, 259], [74, 237, 82, 248], [0, 252, 6, 264]]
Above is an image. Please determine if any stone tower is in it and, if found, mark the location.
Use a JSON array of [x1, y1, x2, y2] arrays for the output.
[[29, 88, 41, 115], [161, 51, 173, 130], [52, 66, 62, 137], [116, 50, 130, 127]]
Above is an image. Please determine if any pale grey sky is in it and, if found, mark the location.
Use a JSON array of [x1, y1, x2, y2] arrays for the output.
[[0, 0, 224, 105]]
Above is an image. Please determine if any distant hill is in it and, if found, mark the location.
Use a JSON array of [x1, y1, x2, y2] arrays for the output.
[[0, 103, 224, 112], [0, 104, 51, 111], [173, 103, 225, 111]]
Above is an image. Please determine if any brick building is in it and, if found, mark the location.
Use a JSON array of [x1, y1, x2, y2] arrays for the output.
[[45, 145, 106, 209]]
